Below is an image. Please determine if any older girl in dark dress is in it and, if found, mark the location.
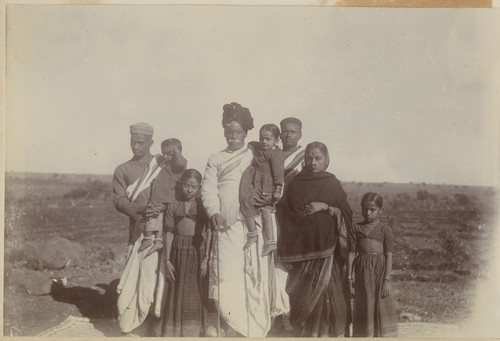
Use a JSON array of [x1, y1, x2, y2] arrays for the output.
[[161, 169, 213, 337]]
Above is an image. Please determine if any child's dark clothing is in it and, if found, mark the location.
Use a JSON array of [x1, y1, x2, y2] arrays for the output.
[[239, 141, 285, 219], [161, 197, 209, 337], [349, 222, 398, 337], [146, 151, 187, 233], [149, 151, 187, 204]]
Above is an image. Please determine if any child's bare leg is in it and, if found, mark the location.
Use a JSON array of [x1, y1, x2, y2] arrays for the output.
[[243, 218, 258, 250], [144, 213, 163, 257], [139, 230, 154, 252], [261, 210, 275, 241], [146, 231, 164, 257], [261, 210, 277, 256]]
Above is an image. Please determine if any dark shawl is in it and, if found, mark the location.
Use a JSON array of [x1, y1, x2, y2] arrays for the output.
[[278, 169, 352, 262]]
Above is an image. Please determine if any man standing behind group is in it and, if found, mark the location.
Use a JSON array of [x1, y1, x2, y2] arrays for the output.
[[270, 117, 305, 333], [112, 123, 164, 336], [280, 117, 305, 190], [253, 117, 303, 209], [259, 117, 304, 218]]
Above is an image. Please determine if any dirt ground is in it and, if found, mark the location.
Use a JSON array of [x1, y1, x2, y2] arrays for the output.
[[3, 175, 496, 336]]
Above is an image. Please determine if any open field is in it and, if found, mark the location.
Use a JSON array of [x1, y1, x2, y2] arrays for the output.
[[3, 172, 498, 336]]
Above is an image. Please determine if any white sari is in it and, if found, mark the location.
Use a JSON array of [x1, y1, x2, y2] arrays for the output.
[[202, 146, 275, 337]]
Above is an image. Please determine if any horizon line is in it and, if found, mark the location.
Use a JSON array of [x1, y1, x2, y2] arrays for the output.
[[4, 170, 497, 188]]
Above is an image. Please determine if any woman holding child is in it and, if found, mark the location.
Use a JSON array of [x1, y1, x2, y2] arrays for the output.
[[201, 102, 277, 337], [278, 141, 352, 337]]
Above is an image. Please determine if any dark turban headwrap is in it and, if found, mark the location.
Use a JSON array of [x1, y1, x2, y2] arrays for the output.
[[222, 102, 254, 133], [280, 117, 302, 131]]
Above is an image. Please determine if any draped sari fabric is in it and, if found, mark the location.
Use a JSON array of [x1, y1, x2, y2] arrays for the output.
[[287, 254, 347, 337], [116, 155, 164, 333], [267, 214, 290, 318], [278, 169, 352, 337], [117, 235, 161, 333], [268, 146, 307, 320], [278, 169, 352, 262], [202, 147, 273, 337]]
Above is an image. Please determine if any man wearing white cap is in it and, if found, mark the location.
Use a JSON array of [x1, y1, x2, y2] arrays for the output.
[[112, 122, 163, 335]]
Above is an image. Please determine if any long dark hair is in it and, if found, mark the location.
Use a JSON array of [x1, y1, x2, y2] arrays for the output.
[[175, 169, 203, 201], [361, 192, 384, 208], [180, 169, 202, 184]]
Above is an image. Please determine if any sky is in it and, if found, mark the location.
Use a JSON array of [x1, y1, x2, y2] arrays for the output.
[[5, 5, 499, 186]]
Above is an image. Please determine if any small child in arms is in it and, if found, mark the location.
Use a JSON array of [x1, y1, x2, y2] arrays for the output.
[[239, 123, 284, 256], [140, 138, 187, 256]]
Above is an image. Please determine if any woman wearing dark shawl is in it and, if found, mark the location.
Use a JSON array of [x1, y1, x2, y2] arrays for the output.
[[278, 141, 352, 337]]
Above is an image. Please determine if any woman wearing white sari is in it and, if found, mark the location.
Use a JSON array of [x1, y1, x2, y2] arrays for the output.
[[201, 102, 282, 337]]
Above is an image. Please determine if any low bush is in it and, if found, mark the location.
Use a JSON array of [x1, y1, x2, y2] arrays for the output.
[[62, 179, 111, 200], [63, 188, 89, 199], [438, 230, 470, 270]]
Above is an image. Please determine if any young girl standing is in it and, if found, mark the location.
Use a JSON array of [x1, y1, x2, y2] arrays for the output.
[[347, 192, 398, 337], [239, 123, 285, 256], [161, 169, 213, 337]]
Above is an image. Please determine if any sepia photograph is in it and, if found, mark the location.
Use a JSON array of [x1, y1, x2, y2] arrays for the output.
[[2, 1, 499, 338]]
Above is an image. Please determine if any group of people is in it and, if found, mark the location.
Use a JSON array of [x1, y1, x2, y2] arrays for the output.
[[112, 102, 398, 337]]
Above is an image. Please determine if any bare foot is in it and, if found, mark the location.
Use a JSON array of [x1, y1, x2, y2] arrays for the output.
[[261, 241, 277, 256], [243, 233, 258, 250], [206, 325, 226, 337], [138, 236, 154, 253], [145, 239, 163, 257]]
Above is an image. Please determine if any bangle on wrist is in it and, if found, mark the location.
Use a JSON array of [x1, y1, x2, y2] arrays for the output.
[[166, 259, 171, 264], [384, 277, 391, 282], [203, 255, 210, 260]]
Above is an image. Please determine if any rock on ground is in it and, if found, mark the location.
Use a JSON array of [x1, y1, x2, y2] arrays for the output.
[[400, 312, 423, 322], [24, 237, 85, 270]]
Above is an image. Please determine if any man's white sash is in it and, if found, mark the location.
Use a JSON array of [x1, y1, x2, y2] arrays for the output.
[[125, 155, 163, 202], [284, 145, 305, 171]]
